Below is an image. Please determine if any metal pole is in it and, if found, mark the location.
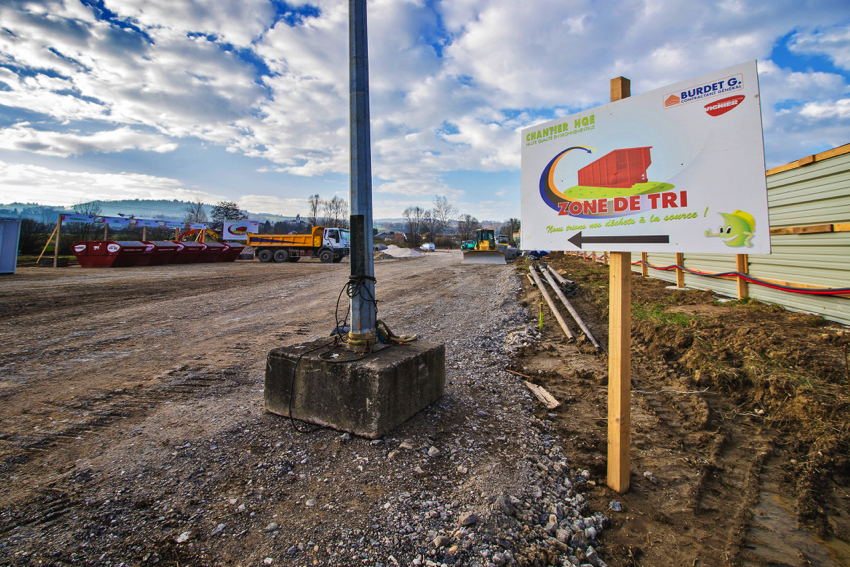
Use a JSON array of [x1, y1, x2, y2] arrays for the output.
[[348, 0, 376, 347]]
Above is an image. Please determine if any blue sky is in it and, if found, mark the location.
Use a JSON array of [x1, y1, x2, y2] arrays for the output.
[[0, 0, 848, 220]]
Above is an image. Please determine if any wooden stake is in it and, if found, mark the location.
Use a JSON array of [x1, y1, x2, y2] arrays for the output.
[[103, 223, 108, 240], [529, 266, 575, 339], [736, 254, 748, 299], [608, 75, 631, 494], [174, 227, 179, 240], [37, 222, 59, 264], [540, 266, 600, 348], [676, 252, 685, 288], [608, 251, 631, 493], [142, 226, 147, 241], [53, 215, 62, 268], [641, 252, 648, 277]]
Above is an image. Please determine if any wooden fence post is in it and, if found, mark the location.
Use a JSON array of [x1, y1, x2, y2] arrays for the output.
[[53, 215, 62, 268], [641, 252, 648, 277], [142, 226, 147, 241], [675, 252, 685, 288], [736, 254, 749, 299], [608, 76, 631, 494]]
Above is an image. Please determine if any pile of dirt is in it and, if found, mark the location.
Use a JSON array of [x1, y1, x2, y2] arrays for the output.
[[509, 254, 850, 566]]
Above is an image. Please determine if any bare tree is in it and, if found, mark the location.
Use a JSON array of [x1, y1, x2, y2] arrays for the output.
[[432, 196, 457, 238], [321, 196, 349, 227], [67, 201, 103, 242], [18, 218, 49, 255], [501, 218, 520, 242], [308, 195, 322, 227], [457, 213, 479, 241], [422, 209, 439, 243], [402, 206, 425, 248], [184, 200, 208, 224]]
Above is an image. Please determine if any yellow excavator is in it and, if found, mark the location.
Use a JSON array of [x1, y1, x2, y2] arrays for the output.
[[462, 228, 506, 265]]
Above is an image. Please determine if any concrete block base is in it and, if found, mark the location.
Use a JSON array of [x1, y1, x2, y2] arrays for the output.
[[264, 339, 445, 439]]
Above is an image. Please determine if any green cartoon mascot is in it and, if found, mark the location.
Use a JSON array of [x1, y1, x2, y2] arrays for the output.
[[704, 210, 755, 247]]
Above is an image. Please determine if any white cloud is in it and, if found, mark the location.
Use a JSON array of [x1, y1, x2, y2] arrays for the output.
[[789, 25, 850, 71], [1, 0, 849, 219], [236, 194, 310, 216], [0, 161, 225, 206], [0, 124, 177, 157]]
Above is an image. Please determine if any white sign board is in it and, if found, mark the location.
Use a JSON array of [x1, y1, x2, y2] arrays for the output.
[[521, 61, 769, 254], [223, 221, 259, 241]]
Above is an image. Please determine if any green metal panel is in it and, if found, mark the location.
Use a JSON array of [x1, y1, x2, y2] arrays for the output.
[[631, 149, 850, 325]]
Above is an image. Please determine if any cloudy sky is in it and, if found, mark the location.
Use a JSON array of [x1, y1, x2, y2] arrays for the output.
[[0, 0, 848, 220]]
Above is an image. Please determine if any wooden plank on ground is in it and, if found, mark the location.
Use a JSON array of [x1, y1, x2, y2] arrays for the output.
[[523, 381, 560, 409]]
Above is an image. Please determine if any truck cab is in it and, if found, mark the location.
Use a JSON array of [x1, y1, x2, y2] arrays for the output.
[[323, 228, 350, 262]]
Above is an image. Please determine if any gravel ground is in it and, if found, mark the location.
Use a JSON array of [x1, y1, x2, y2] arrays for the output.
[[0, 253, 608, 567]]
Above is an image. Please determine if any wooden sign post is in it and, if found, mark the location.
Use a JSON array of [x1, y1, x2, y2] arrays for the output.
[[608, 76, 631, 493], [519, 63, 771, 493]]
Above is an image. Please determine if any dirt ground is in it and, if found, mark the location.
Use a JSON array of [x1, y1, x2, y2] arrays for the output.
[[1, 251, 849, 567], [513, 253, 850, 567]]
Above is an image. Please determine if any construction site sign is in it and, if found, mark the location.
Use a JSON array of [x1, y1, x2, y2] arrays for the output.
[[223, 221, 260, 241], [520, 60, 770, 254]]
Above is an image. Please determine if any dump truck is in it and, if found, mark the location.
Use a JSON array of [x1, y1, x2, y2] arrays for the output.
[[247, 227, 350, 263]]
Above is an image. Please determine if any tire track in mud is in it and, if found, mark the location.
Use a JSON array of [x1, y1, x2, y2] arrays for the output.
[[0, 364, 252, 482], [511, 265, 792, 567]]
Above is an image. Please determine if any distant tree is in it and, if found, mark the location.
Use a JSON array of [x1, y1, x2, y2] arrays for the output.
[[457, 214, 479, 241], [308, 195, 322, 227], [209, 201, 247, 232], [262, 220, 272, 234], [18, 218, 49, 255], [273, 221, 286, 233], [67, 201, 103, 242], [432, 196, 457, 238], [501, 218, 520, 241], [402, 206, 425, 248], [322, 196, 349, 227], [184, 200, 208, 224], [422, 209, 439, 243]]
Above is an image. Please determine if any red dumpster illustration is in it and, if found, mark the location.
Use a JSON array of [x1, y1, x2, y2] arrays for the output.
[[577, 146, 652, 188]]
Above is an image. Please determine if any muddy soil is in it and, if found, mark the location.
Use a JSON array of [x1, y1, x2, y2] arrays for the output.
[[512, 254, 850, 567]]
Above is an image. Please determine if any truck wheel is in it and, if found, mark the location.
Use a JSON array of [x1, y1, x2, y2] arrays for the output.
[[332, 256, 343, 263], [319, 249, 334, 263], [287, 256, 300, 262], [257, 249, 273, 263], [274, 249, 289, 263]]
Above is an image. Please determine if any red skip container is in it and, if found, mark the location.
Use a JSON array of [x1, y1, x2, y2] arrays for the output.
[[196, 241, 226, 263], [137, 241, 180, 266], [219, 243, 245, 262], [72, 241, 146, 268], [168, 241, 206, 264]]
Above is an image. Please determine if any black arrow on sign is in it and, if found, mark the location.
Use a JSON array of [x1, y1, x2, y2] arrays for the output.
[[568, 231, 670, 249]]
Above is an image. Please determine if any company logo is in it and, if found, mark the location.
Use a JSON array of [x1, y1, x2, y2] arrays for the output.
[[705, 95, 745, 116], [73, 245, 86, 252], [664, 73, 743, 107], [107, 244, 120, 252], [664, 94, 680, 107]]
